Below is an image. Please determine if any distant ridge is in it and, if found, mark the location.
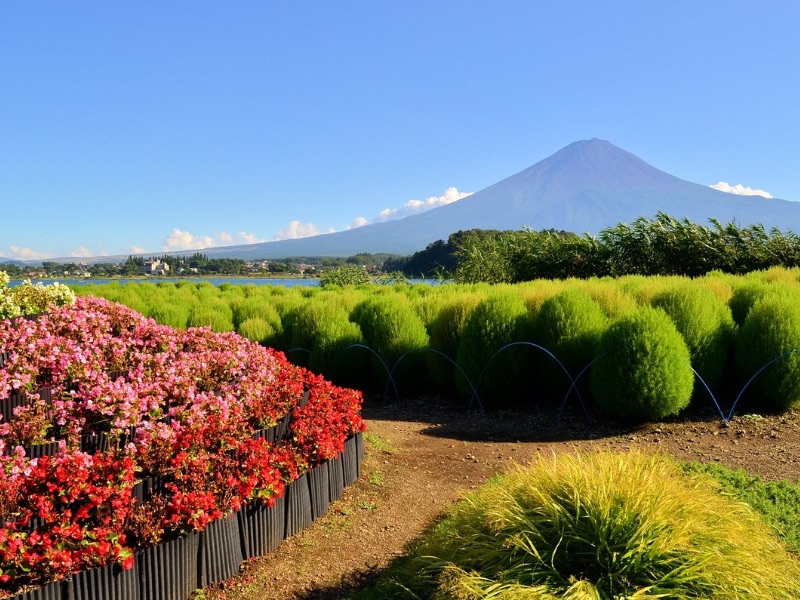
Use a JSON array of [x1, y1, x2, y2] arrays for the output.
[[25, 139, 800, 264]]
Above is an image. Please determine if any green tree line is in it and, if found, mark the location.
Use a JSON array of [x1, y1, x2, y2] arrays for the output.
[[389, 213, 800, 283]]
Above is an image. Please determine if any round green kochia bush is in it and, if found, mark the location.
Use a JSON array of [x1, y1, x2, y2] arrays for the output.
[[426, 293, 481, 398], [728, 279, 800, 328], [272, 293, 307, 351], [728, 280, 774, 326], [232, 297, 283, 346], [187, 301, 234, 332], [237, 316, 280, 346], [532, 290, 607, 392], [650, 282, 736, 393], [574, 278, 639, 318], [410, 292, 446, 331], [308, 312, 369, 388], [285, 299, 339, 367], [286, 298, 366, 373], [736, 294, 800, 412], [456, 292, 534, 405], [392, 451, 800, 599], [350, 295, 431, 391], [591, 306, 694, 420], [149, 300, 191, 329]]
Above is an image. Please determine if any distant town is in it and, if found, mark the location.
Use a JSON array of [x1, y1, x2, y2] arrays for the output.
[[0, 252, 398, 279]]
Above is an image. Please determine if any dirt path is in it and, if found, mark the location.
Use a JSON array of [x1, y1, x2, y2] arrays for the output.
[[205, 398, 800, 600]]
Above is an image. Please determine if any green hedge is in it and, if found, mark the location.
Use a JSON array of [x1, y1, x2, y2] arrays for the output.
[[69, 269, 800, 421]]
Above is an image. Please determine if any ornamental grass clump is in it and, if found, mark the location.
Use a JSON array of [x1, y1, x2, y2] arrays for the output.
[[396, 451, 800, 599], [591, 306, 693, 420], [736, 294, 800, 411]]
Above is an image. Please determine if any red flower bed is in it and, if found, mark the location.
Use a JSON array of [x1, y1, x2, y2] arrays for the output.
[[0, 297, 365, 596]]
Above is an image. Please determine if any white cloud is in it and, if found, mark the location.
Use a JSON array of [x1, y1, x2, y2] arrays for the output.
[[129, 245, 148, 255], [162, 229, 218, 251], [272, 187, 470, 241], [238, 231, 266, 245], [160, 228, 266, 251], [4, 245, 53, 260], [69, 246, 95, 258], [154, 188, 470, 252], [710, 181, 773, 199], [273, 221, 320, 241], [371, 187, 472, 223], [348, 217, 368, 229]]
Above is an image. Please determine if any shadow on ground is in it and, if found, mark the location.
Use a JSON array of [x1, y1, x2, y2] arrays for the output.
[[360, 394, 729, 445]]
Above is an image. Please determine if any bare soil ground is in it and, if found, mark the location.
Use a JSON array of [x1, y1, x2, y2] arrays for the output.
[[204, 396, 800, 600]]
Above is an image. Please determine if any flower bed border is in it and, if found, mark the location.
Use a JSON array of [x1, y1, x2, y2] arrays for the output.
[[5, 432, 362, 600]]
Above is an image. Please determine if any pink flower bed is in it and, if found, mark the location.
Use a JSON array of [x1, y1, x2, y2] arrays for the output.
[[0, 297, 365, 596]]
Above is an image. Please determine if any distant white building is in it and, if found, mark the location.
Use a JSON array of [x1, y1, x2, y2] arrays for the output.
[[140, 260, 170, 275]]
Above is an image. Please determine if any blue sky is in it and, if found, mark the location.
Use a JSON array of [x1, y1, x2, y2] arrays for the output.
[[2, 1, 799, 261]]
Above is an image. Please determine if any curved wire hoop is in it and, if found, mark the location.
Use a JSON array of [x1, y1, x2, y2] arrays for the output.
[[284, 343, 800, 427], [472, 342, 588, 421], [342, 344, 402, 404], [557, 351, 612, 424], [387, 347, 483, 413], [726, 348, 800, 422], [285, 347, 311, 357]]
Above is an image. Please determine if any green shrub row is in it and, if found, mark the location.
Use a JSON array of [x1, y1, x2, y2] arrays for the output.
[[71, 267, 800, 421]]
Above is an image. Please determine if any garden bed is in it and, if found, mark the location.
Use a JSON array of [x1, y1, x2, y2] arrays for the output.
[[0, 298, 365, 599]]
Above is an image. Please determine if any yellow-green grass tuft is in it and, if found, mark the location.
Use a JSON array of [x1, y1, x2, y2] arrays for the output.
[[398, 451, 800, 599]]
